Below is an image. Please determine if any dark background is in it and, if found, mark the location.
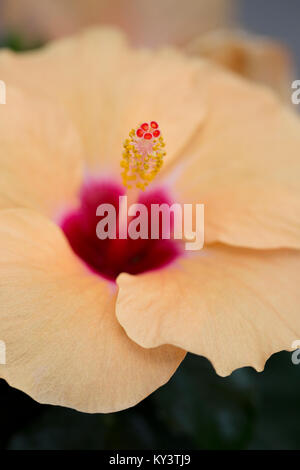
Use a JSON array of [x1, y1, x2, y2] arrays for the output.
[[0, 0, 300, 450], [241, 0, 300, 73], [1, 352, 299, 450]]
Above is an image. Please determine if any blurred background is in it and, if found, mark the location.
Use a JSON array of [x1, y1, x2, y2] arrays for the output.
[[0, 0, 299, 450]]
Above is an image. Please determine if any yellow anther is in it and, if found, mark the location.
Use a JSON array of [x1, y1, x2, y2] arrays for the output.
[[121, 122, 166, 190]]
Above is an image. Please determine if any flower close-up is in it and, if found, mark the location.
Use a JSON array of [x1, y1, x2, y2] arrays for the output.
[[0, 26, 300, 415]]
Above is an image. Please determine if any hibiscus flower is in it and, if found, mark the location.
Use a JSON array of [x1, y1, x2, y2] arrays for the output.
[[0, 28, 299, 413]]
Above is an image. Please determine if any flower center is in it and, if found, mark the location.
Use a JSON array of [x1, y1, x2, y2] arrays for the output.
[[60, 179, 182, 282], [60, 120, 181, 282]]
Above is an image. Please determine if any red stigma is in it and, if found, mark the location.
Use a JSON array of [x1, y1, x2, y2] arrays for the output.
[[136, 128, 144, 138]]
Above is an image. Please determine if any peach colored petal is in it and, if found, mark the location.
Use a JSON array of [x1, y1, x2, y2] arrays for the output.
[[169, 68, 300, 249], [0, 209, 185, 413], [185, 29, 293, 100], [117, 246, 300, 377], [0, 28, 206, 171], [0, 85, 83, 216]]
